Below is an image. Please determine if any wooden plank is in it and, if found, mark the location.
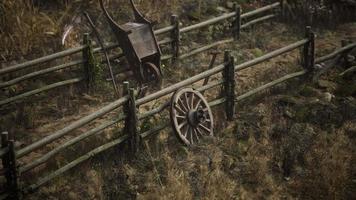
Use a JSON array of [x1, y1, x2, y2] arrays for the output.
[[241, 14, 276, 29], [0, 60, 84, 89], [19, 115, 125, 173], [179, 39, 234, 59], [316, 42, 356, 63], [25, 134, 129, 193], [0, 46, 86, 76], [236, 70, 307, 102], [235, 39, 308, 71], [0, 78, 83, 107]]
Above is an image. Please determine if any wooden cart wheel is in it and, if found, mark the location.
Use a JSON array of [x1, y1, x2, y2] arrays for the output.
[[144, 62, 162, 86], [170, 88, 214, 146]]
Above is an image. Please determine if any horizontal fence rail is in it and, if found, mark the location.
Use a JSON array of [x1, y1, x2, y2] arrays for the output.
[[0, 46, 87, 76], [0, 78, 83, 107]]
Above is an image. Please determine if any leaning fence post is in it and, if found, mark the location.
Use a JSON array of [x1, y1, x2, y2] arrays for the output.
[[82, 33, 96, 94], [171, 15, 180, 65], [223, 51, 236, 121], [123, 82, 139, 155], [232, 4, 241, 40], [2, 132, 19, 199], [303, 26, 315, 71]]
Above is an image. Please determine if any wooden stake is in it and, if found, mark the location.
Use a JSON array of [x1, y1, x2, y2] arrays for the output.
[[123, 82, 139, 155], [82, 33, 96, 94], [223, 51, 235, 121], [170, 15, 180, 65], [2, 132, 19, 200], [303, 26, 315, 71], [233, 4, 241, 40]]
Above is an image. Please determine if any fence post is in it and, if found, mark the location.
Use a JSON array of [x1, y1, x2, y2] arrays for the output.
[[123, 82, 139, 155], [171, 15, 180, 65], [2, 132, 19, 200], [232, 4, 241, 40], [82, 33, 96, 94], [279, 0, 285, 22], [223, 51, 236, 121], [303, 26, 315, 71]]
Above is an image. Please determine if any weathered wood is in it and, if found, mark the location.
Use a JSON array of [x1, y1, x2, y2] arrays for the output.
[[17, 39, 306, 158], [0, 2, 279, 78], [154, 25, 175, 35], [26, 134, 129, 193], [197, 80, 224, 93], [171, 15, 180, 64], [223, 51, 236, 121], [161, 54, 173, 61], [316, 42, 356, 63], [201, 52, 220, 94], [82, 33, 97, 93], [0, 46, 86, 76], [138, 102, 170, 120], [279, 0, 285, 21], [1, 132, 8, 155], [241, 2, 280, 19], [235, 39, 308, 72], [236, 70, 307, 102], [241, 14, 276, 29], [303, 26, 315, 71], [233, 4, 241, 40], [179, 39, 234, 59], [19, 115, 125, 173], [158, 38, 173, 45], [140, 123, 169, 139], [180, 2, 280, 33], [128, 87, 139, 155], [16, 93, 129, 158], [208, 97, 226, 108], [0, 60, 84, 89], [340, 65, 356, 76], [0, 78, 83, 107], [84, 12, 119, 97], [6, 140, 19, 200]]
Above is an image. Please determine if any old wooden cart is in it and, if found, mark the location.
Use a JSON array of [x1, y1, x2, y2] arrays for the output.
[[100, 0, 163, 87]]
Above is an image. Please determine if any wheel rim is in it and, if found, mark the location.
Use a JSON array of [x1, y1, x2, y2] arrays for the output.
[[144, 62, 162, 86], [170, 88, 214, 146]]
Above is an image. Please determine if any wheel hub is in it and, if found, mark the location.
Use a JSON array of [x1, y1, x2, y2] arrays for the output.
[[187, 107, 207, 127]]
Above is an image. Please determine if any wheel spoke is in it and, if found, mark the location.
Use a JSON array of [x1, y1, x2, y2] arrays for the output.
[[188, 127, 194, 144], [176, 115, 186, 119], [193, 128, 200, 142], [184, 92, 191, 109], [196, 127, 203, 136], [175, 104, 186, 115], [198, 123, 211, 133], [178, 121, 188, 130], [190, 93, 195, 110], [178, 98, 189, 112], [194, 99, 202, 110]]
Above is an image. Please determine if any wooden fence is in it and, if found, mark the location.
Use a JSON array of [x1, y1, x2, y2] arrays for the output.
[[1, 1, 355, 199], [0, 2, 280, 107]]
